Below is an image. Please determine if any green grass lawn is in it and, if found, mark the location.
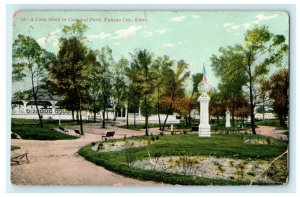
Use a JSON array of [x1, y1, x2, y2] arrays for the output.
[[11, 119, 78, 140], [79, 134, 287, 185]]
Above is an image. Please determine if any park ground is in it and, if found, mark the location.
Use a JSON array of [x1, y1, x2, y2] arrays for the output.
[[10, 122, 287, 185]]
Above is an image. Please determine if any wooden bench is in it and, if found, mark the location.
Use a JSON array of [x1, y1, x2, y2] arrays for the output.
[[11, 152, 29, 165], [102, 131, 115, 140], [59, 126, 68, 133], [74, 129, 84, 137]]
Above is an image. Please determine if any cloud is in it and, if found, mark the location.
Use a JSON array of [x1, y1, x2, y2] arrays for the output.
[[170, 16, 185, 22], [231, 25, 240, 30], [192, 15, 201, 20], [37, 29, 60, 46], [161, 43, 175, 48], [143, 31, 153, 37], [252, 14, 278, 24], [154, 28, 170, 35], [113, 26, 142, 39], [242, 23, 251, 29], [87, 32, 111, 40], [223, 23, 234, 27]]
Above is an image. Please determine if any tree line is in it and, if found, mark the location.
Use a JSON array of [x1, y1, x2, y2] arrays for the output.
[[12, 21, 203, 135], [12, 22, 289, 135]]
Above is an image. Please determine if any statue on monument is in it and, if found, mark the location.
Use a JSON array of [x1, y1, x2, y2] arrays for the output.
[[198, 65, 211, 137], [198, 65, 209, 98]]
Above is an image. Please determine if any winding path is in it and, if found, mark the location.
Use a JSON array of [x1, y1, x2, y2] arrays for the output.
[[11, 123, 161, 185]]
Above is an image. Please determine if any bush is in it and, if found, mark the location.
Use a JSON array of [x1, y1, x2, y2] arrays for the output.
[[79, 134, 287, 186]]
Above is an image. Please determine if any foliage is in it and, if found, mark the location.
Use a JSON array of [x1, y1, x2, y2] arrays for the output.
[[210, 26, 288, 134], [79, 134, 287, 185], [13, 34, 55, 128], [268, 69, 289, 126], [126, 49, 156, 135], [49, 21, 89, 133], [161, 60, 190, 130]]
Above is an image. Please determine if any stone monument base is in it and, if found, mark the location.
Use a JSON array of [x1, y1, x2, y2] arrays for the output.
[[225, 122, 231, 128], [199, 125, 211, 137]]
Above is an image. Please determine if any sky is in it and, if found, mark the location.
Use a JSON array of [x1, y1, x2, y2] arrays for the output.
[[12, 10, 289, 94]]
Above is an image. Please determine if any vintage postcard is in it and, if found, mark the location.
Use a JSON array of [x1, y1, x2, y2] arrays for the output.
[[11, 10, 289, 186]]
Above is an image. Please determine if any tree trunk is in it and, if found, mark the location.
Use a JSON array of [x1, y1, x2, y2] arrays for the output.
[[126, 108, 129, 129], [144, 98, 149, 136], [33, 94, 43, 128], [30, 75, 43, 128], [102, 110, 106, 128], [232, 100, 235, 127], [79, 106, 83, 135], [72, 109, 75, 121], [93, 112, 96, 123], [134, 112, 136, 127], [102, 97, 107, 128], [76, 110, 79, 124], [248, 67, 256, 135]]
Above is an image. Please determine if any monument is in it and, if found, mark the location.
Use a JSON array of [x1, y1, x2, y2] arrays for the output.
[[225, 108, 231, 128], [198, 65, 211, 137]]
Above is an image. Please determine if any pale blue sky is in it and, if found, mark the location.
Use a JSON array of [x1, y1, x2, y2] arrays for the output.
[[12, 11, 289, 94]]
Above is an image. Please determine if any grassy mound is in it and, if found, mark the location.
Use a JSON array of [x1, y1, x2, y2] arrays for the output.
[[79, 134, 287, 185], [11, 119, 78, 140]]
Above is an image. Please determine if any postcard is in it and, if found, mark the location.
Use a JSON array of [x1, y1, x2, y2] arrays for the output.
[[11, 10, 289, 186]]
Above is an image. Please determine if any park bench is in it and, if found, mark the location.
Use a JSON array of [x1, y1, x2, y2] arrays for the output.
[[59, 126, 68, 133], [74, 129, 84, 137], [11, 152, 29, 165], [102, 131, 115, 140]]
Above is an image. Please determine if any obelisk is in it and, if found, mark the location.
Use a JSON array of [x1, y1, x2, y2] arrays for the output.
[[198, 65, 211, 137]]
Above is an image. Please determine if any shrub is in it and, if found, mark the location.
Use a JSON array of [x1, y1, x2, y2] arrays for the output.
[[156, 135, 159, 140], [124, 142, 137, 167], [151, 135, 155, 141]]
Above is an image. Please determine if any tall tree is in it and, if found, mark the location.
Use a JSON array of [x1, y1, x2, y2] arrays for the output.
[[112, 57, 128, 122], [13, 34, 55, 128], [268, 69, 289, 126], [126, 49, 155, 135], [152, 56, 174, 130], [161, 60, 190, 131], [82, 50, 102, 122], [97, 46, 114, 128], [49, 21, 88, 134], [188, 73, 203, 126], [211, 26, 288, 134]]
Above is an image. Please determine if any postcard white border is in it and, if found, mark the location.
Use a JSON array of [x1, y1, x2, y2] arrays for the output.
[[5, 3, 297, 193]]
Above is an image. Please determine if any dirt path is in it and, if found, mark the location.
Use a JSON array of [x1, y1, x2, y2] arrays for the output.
[[255, 126, 288, 140], [10, 124, 162, 185]]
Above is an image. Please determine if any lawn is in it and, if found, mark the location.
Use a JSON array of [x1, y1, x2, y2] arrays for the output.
[[11, 119, 78, 140], [79, 134, 288, 185]]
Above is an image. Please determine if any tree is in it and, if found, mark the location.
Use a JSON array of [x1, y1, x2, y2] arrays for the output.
[[211, 26, 288, 134], [112, 57, 129, 122], [49, 21, 88, 134], [188, 73, 203, 126], [268, 69, 288, 126], [151, 56, 174, 130], [97, 46, 114, 128], [13, 34, 55, 128], [126, 49, 156, 135], [161, 60, 190, 131], [82, 50, 102, 122]]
